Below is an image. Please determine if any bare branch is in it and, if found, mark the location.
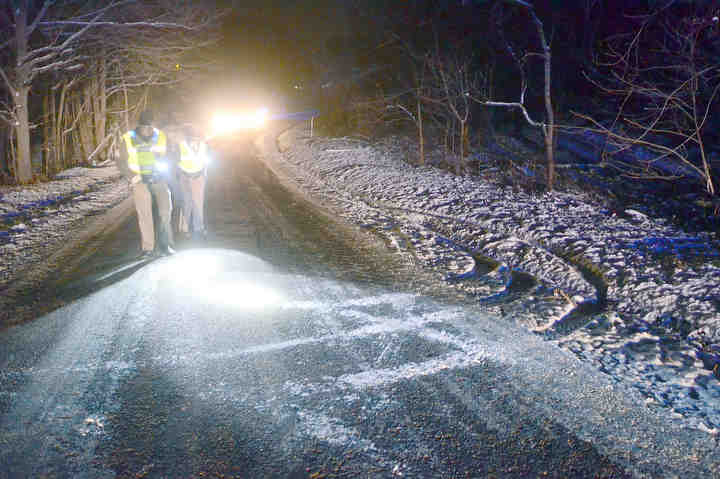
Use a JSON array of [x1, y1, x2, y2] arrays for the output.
[[41, 20, 203, 30], [0, 63, 15, 96], [471, 98, 543, 128], [581, 2, 719, 194], [26, 0, 53, 37]]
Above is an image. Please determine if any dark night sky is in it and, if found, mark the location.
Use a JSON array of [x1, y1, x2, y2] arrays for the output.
[[187, 0, 709, 120], [184, 0, 343, 113], [200, 0, 351, 103], [172, 0, 363, 123]]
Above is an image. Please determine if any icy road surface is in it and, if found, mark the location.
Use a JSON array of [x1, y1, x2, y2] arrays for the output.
[[0, 249, 716, 478]]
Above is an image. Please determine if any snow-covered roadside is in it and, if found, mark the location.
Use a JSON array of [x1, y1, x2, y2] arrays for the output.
[[266, 126, 720, 435], [0, 165, 130, 322]]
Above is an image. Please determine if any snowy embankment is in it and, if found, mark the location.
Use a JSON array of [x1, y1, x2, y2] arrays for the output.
[[0, 165, 130, 320], [268, 126, 720, 435]]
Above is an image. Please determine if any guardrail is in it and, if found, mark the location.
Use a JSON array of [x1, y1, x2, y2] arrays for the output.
[[271, 110, 319, 121], [271, 110, 320, 137]]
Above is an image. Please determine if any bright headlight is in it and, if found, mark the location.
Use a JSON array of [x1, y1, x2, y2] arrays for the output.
[[155, 160, 169, 172], [252, 107, 269, 128], [210, 108, 269, 138]]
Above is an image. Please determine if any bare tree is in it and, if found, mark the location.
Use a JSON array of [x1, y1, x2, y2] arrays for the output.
[[1, 1, 116, 182], [468, 0, 557, 189], [422, 41, 484, 174], [381, 33, 435, 167], [577, 2, 720, 195], [81, 3, 220, 163], [0, 0, 219, 183], [404, 56, 429, 166], [580, 0, 603, 65]]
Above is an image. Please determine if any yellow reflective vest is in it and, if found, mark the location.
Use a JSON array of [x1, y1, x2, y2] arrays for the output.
[[178, 140, 209, 175], [122, 128, 167, 175]]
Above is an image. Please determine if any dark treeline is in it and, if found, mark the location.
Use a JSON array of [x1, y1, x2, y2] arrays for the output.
[[300, 0, 719, 197], [2, 0, 718, 201], [0, 0, 222, 184]]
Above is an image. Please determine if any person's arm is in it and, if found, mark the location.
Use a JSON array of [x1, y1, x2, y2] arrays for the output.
[[158, 129, 177, 166], [116, 136, 133, 179], [168, 140, 181, 166], [201, 141, 212, 176]]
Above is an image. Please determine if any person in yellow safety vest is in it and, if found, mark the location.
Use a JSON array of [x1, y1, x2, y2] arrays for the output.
[[117, 110, 175, 259], [177, 126, 211, 241]]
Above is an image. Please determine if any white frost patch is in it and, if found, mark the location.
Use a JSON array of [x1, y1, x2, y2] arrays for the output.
[[296, 411, 377, 449], [77, 414, 106, 437], [153, 299, 462, 367], [337, 351, 484, 389]]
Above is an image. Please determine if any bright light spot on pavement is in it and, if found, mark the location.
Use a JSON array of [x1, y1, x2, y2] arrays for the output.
[[169, 249, 221, 278], [195, 279, 284, 310], [163, 249, 284, 310]]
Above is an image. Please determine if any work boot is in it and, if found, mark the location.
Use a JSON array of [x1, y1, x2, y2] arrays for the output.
[[191, 230, 207, 242], [137, 250, 154, 261], [152, 246, 175, 257]]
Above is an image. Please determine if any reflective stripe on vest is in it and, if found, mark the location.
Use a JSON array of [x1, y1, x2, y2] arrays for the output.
[[122, 128, 167, 175], [178, 140, 209, 174]]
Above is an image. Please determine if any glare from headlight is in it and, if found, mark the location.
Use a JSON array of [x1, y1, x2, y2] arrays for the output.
[[155, 160, 169, 172], [253, 107, 269, 127], [210, 108, 269, 138]]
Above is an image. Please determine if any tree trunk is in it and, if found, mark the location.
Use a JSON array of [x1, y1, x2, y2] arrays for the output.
[[66, 92, 84, 169], [0, 122, 9, 178], [89, 59, 108, 165], [43, 88, 51, 176], [13, 4, 32, 183], [48, 85, 57, 175], [417, 93, 425, 166], [14, 85, 32, 183], [444, 118, 452, 159], [122, 77, 130, 131], [459, 120, 467, 175], [56, 81, 72, 169], [531, 8, 555, 191], [9, 127, 16, 175], [78, 86, 95, 163], [543, 59, 555, 191], [97, 59, 107, 160]]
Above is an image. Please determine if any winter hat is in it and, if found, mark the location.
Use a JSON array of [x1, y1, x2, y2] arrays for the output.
[[138, 110, 153, 126]]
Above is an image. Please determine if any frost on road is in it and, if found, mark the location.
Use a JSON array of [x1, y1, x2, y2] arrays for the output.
[[0, 249, 716, 477]]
